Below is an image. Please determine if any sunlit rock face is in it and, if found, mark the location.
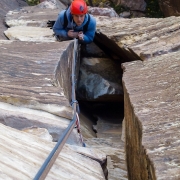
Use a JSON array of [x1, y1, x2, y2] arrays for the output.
[[22, 127, 53, 141], [37, 0, 65, 9], [158, 0, 180, 17], [0, 102, 80, 143], [4, 26, 55, 42], [88, 7, 119, 17], [0, 40, 74, 119], [95, 16, 180, 61], [5, 5, 60, 28], [2, 1, 180, 179], [0, 123, 105, 180], [4, 1, 64, 42], [77, 57, 123, 102], [122, 51, 180, 180]]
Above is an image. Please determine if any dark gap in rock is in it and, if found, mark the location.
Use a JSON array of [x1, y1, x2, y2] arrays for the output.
[[102, 158, 108, 180], [93, 32, 142, 62], [79, 101, 124, 127], [3, 20, 9, 28], [77, 32, 125, 132], [77, 33, 129, 179]]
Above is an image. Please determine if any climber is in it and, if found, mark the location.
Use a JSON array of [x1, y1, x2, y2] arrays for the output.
[[52, 0, 96, 44]]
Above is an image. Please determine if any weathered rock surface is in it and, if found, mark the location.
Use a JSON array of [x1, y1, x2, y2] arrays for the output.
[[4, 26, 55, 42], [0, 123, 105, 180], [0, 0, 27, 39], [0, 101, 79, 143], [95, 16, 180, 61], [59, 0, 72, 7], [81, 42, 107, 58], [79, 112, 97, 139], [79, 102, 127, 180], [88, 6, 119, 17], [5, 5, 61, 28], [2, 1, 180, 180], [22, 126, 53, 141], [38, 0, 65, 9], [0, 40, 73, 119], [111, 0, 146, 11], [86, 116, 128, 180], [77, 57, 123, 102], [3, 1, 65, 42], [0, 0, 26, 16], [158, 0, 180, 17], [122, 51, 180, 180]]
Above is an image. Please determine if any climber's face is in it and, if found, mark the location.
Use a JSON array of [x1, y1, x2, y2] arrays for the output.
[[72, 14, 85, 26]]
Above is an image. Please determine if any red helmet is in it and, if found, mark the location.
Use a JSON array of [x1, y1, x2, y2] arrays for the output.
[[70, 0, 88, 15]]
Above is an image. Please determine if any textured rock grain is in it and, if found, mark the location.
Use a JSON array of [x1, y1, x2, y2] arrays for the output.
[[0, 123, 105, 180], [0, 0, 27, 39], [122, 51, 180, 180], [159, 0, 180, 17], [95, 16, 180, 61], [0, 40, 73, 119], [5, 6, 60, 28]]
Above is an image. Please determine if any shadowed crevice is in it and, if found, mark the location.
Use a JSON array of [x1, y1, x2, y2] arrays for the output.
[[93, 32, 142, 63]]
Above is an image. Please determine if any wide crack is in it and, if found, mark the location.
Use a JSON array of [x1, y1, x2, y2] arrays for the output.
[[77, 35, 127, 179]]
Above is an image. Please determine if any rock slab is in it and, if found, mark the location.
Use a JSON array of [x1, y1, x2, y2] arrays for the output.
[[122, 51, 180, 180], [0, 123, 105, 180], [0, 40, 73, 119]]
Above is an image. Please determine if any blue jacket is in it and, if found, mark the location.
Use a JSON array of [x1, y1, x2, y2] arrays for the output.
[[53, 7, 96, 44]]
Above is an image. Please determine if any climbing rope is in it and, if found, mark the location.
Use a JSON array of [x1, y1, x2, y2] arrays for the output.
[[33, 38, 85, 180], [70, 39, 85, 147]]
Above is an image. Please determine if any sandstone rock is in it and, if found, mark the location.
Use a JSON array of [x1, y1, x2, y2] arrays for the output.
[[0, 0, 27, 39], [122, 0, 146, 11], [119, 11, 131, 18], [68, 144, 107, 164], [96, 118, 122, 138], [122, 51, 180, 180], [0, 40, 73, 119], [88, 6, 119, 17], [37, 0, 65, 9], [81, 42, 107, 58], [4, 4, 65, 42], [84, 103, 127, 180], [5, 6, 60, 28], [0, 123, 105, 180], [79, 112, 96, 139], [121, 118, 125, 142], [95, 16, 180, 61], [86, 138, 127, 180], [158, 0, 180, 17], [59, 0, 72, 7], [111, 0, 146, 11], [4, 26, 55, 42], [22, 127, 53, 141], [0, 101, 80, 144], [0, 0, 27, 16], [77, 57, 123, 102]]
